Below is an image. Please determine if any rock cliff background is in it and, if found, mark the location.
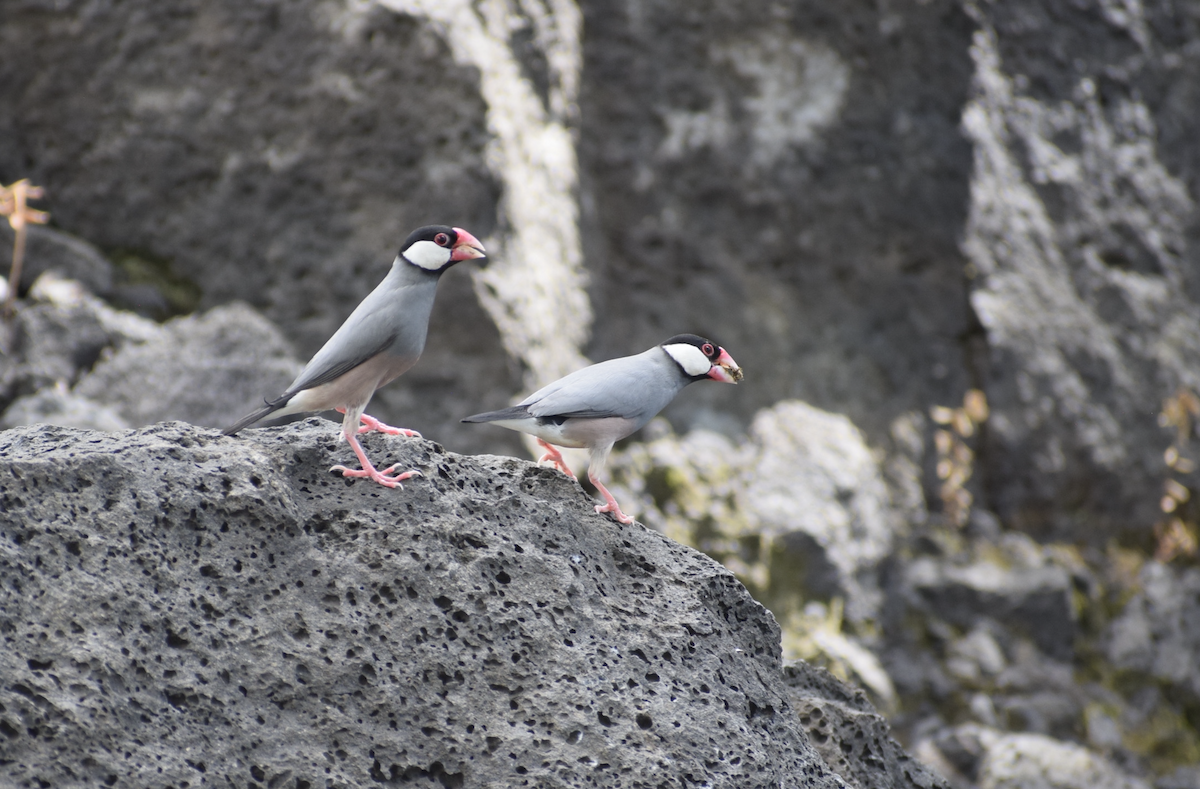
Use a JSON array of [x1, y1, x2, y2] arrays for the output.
[[2, 0, 1200, 787]]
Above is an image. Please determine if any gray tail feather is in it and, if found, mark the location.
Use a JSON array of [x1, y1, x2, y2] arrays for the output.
[[223, 401, 288, 436], [461, 405, 529, 424]]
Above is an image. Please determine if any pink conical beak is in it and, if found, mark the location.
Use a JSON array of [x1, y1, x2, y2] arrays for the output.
[[450, 227, 487, 261], [707, 348, 743, 383]]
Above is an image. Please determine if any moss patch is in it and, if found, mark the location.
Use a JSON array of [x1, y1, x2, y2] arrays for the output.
[[108, 248, 202, 320]]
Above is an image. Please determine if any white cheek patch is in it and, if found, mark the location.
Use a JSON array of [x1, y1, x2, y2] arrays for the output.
[[404, 239, 452, 271], [662, 343, 712, 377]]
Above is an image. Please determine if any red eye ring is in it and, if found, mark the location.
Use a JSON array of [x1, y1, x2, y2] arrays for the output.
[[702, 343, 715, 357], [434, 232, 450, 246]]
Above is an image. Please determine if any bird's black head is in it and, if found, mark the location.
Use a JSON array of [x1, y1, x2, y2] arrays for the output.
[[399, 225, 487, 274], [660, 334, 743, 383]]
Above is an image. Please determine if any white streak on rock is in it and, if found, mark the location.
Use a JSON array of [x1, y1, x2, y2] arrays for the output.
[[961, 27, 1199, 474], [379, 0, 590, 387]]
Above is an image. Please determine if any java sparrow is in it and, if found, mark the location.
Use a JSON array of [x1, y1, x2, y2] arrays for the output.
[[223, 225, 486, 487], [462, 335, 742, 523]]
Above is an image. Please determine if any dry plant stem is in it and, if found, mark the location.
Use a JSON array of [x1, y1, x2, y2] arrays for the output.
[[4, 223, 26, 321], [1, 180, 50, 322]]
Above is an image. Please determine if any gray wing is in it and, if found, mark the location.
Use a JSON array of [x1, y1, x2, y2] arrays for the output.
[[280, 274, 435, 400], [522, 350, 686, 424]]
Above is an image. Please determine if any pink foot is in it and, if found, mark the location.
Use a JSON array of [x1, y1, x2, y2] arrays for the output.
[[589, 472, 634, 524], [536, 439, 573, 476], [330, 462, 423, 488], [331, 433, 423, 489], [594, 500, 634, 524], [358, 413, 421, 438]]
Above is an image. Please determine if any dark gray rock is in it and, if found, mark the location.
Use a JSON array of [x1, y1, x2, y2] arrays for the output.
[[783, 660, 949, 789], [0, 224, 115, 298], [5, 300, 114, 396], [0, 272, 165, 418], [904, 555, 1076, 661], [73, 302, 302, 429], [0, 279, 305, 434], [577, 0, 977, 443], [0, 420, 849, 789], [575, 0, 1200, 542], [1104, 561, 1200, 703], [956, 2, 1200, 541], [0, 282, 154, 417], [0, 384, 130, 431], [925, 724, 1151, 789], [0, 0, 522, 456]]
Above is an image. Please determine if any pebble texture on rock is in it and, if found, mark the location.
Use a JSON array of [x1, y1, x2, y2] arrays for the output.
[[0, 420, 849, 789]]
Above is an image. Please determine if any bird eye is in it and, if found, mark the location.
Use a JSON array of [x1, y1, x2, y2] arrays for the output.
[[702, 343, 715, 357], [434, 232, 450, 246]]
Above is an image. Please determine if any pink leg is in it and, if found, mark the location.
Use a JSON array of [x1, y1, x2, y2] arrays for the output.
[[588, 470, 634, 524], [536, 439, 573, 476], [330, 431, 423, 489]]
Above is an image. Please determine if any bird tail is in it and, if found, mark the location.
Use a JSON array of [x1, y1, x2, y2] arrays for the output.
[[223, 400, 289, 436], [461, 405, 530, 424]]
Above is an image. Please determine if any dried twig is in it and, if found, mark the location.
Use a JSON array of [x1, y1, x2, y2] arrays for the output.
[[1, 179, 51, 321]]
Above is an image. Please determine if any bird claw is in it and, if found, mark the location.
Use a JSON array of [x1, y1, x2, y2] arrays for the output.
[[330, 463, 422, 489], [357, 414, 421, 438], [384, 466, 423, 478], [537, 454, 573, 476], [535, 439, 572, 476], [594, 501, 635, 524]]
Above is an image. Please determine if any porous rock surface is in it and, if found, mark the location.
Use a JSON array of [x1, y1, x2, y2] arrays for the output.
[[0, 420, 848, 789], [782, 661, 949, 789]]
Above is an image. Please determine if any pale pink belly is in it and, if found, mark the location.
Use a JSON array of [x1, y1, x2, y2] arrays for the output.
[[285, 354, 415, 414], [523, 416, 639, 449]]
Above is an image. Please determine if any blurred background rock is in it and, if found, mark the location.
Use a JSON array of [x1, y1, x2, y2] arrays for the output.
[[2, 0, 1199, 786]]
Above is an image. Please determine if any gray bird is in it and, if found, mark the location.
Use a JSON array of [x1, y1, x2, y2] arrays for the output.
[[224, 225, 486, 487], [462, 334, 742, 523]]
